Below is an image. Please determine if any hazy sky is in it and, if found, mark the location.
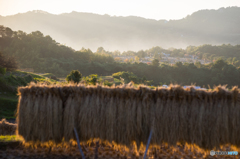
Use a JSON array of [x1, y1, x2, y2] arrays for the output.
[[0, 0, 240, 20]]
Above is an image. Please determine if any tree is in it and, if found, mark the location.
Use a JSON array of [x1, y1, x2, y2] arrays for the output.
[[129, 58, 134, 63], [0, 52, 5, 65], [114, 57, 121, 62], [212, 59, 227, 70], [135, 56, 140, 62], [195, 61, 202, 68], [0, 52, 18, 71], [4, 56, 18, 71], [154, 52, 161, 60], [85, 74, 98, 85], [137, 50, 147, 58], [124, 59, 129, 63], [96, 47, 105, 53], [66, 70, 82, 83], [113, 50, 121, 56], [175, 62, 183, 67], [152, 59, 160, 67]]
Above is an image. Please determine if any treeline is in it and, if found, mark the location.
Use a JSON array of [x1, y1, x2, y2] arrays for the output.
[[1, 26, 240, 87], [0, 26, 114, 76], [0, 52, 18, 72], [97, 45, 240, 68], [117, 45, 240, 66]]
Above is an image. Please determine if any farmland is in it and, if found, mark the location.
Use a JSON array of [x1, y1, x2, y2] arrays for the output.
[[1, 6, 240, 158]]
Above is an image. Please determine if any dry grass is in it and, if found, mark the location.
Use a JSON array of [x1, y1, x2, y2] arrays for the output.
[[16, 83, 240, 150]]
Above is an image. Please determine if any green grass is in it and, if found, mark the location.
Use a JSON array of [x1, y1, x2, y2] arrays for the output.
[[0, 97, 18, 119], [0, 135, 22, 142], [113, 78, 122, 83], [0, 70, 58, 120], [100, 76, 123, 85], [34, 77, 58, 84], [40, 73, 55, 78], [100, 76, 112, 79], [13, 70, 44, 79]]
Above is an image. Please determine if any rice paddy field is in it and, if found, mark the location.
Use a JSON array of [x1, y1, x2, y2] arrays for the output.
[[0, 135, 239, 158]]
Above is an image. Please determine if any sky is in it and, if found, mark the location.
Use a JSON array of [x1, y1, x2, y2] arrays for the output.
[[0, 0, 240, 20]]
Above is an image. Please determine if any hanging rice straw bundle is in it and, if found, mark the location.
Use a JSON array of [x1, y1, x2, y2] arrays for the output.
[[152, 87, 166, 145], [16, 83, 240, 150], [17, 87, 28, 138], [52, 87, 63, 143], [63, 86, 75, 142]]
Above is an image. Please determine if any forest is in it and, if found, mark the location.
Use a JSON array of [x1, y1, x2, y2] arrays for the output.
[[1, 25, 240, 87]]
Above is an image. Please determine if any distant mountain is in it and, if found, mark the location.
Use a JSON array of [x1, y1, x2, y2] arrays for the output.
[[0, 7, 240, 51]]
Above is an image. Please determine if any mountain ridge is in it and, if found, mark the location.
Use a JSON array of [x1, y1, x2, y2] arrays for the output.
[[0, 7, 239, 51]]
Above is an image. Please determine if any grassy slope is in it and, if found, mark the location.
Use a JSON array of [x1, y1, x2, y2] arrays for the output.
[[0, 70, 58, 119], [0, 71, 151, 119], [0, 96, 18, 119]]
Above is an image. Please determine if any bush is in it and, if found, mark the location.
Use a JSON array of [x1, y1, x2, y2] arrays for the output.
[[103, 80, 113, 87], [112, 71, 141, 84], [112, 72, 121, 79], [0, 67, 6, 75], [50, 75, 58, 81], [66, 70, 82, 83], [85, 74, 98, 85]]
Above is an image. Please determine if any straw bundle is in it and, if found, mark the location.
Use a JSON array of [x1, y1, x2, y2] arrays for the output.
[[17, 83, 240, 150], [0, 118, 17, 135]]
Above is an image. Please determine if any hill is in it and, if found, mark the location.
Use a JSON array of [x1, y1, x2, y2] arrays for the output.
[[0, 7, 240, 51], [0, 70, 59, 119], [1, 26, 240, 89]]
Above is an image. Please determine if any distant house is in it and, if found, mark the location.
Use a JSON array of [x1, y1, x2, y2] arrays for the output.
[[184, 54, 198, 60]]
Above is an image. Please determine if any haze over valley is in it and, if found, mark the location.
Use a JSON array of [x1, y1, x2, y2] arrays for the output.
[[1, 7, 240, 51]]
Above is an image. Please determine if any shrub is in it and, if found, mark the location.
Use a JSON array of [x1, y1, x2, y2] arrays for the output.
[[50, 75, 58, 81], [66, 70, 82, 83], [112, 71, 141, 84], [152, 59, 160, 66], [103, 80, 113, 87], [0, 67, 6, 75], [85, 74, 98, 85], [112, 72, 121, 79]]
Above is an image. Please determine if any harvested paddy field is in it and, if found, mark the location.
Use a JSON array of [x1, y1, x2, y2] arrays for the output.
[[0, 138, 239, 159], [1, 84, 240, 158]]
